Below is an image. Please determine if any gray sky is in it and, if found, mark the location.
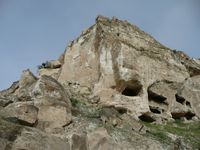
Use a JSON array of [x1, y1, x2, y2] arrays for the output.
[[0, 0, 199, 90]]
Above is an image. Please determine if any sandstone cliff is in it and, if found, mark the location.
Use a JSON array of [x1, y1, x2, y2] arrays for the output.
[[0, 16, 200, 150]]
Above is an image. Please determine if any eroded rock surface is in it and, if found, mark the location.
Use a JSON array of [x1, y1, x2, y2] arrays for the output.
[[5, 102, 38, 125], [1, 71, 72, 134], [12, 127, 70, 150], [176, 76, 200, 119], [0, 16, 200, 150], [57, 16, 200, 122]]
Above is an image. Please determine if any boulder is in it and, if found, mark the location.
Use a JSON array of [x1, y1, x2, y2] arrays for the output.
[[48, 60, 62, 69], [0, 118, 70, 150], [37, 105, 71, 133], [32, 75, 72, 132], [5, 102, 38, 126], [87, 127, 121, 150], [38, 68, 61, 80], [37, 60, 62, 80], [32, 75, 70, 105], [15, 69, 37, 101], [70, 133, 88, 150], [120, 114, 146, 133], [12, 128, 70, 150]]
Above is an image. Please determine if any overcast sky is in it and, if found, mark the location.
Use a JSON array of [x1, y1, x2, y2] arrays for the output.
[[0, 0, 199, 90]]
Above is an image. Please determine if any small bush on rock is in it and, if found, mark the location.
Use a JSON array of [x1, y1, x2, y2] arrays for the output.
[[37, 61, 51, 69]]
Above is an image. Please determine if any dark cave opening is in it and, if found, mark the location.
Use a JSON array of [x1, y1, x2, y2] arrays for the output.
[[171, 111, 195, 120], [148, 91, 167, 104], [122, 87, 138, 96], [186, 101, 191, 108], [122, 84, 142, 97], [185, 112, 195, 120], [149, 106, 161, 114], [116, 108, 127, 114], [139, 114, 155, 123], [171, 112, 184, 120], [175, 94, 185, 104]]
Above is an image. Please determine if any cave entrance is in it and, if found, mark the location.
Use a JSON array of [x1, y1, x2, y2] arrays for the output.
[[149, 106, 161, 114], [121, 81, 142, 97], [122, 87, 140, 96], [171, 111, 195, 120], [139, 113, 155, 123], [148, 91, 167, 104], [175, 94, 185, 104]]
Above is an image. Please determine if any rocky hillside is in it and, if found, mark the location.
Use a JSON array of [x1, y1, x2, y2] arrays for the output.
[[0, 16, 200, 150]]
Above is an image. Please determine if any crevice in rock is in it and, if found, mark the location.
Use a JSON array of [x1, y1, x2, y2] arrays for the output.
[[186, 101, 191, 108], [4, 117, 34, 127], [138, 113, 155, 123], [171, 112, 184, 120], [175, 94, 185, 105], [185, 112, 195, 120], [116, 107, 127, 114], [18, 119, 35, 127], [149, 106, 161, 114], [148, 91, 167, 104], [0, 98, 13, 107], [33, 119, 39, 127], [3, 101, 13, 107]]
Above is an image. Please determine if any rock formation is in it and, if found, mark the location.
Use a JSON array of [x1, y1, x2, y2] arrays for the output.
[[57, 15, 200, 122], [0, 16, 200, 150]]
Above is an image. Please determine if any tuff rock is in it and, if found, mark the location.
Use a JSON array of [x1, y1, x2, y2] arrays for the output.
[[0, 16, 200, 150], [57, 15, 200, 121]]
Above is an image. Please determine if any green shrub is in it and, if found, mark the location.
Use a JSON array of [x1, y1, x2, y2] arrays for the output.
[[141, 121, 200, 149], [37, 61, 51, 69], [70, 97, 79, 107]]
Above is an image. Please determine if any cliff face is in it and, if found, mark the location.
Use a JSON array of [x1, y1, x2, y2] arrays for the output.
[[57, 15, 200, 121], [0, 16, 200, 150]]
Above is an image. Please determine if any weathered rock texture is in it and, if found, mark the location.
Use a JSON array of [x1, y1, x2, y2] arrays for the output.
[[0, 70, 72, 134], [57, 16, 200, 122], [0, 16, 200, 150]]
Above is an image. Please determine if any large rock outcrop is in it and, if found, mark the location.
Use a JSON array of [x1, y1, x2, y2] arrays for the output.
[[56, 16, 200, 121], [0, 70, 72, 134], [0, 16, 200, 150], [0, 119, 70, 150]]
